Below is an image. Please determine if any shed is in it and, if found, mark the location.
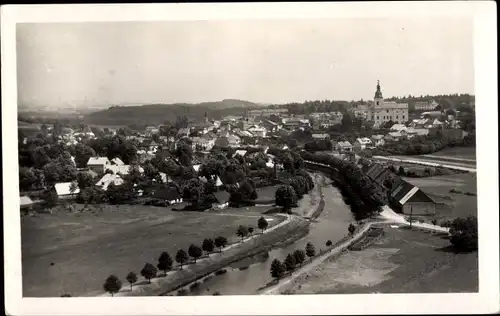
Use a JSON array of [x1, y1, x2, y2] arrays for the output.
[[151, 186, 183, 205], [390, 180, 436, 216]]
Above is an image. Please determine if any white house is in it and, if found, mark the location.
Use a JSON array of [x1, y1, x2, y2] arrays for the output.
[[87, 157, 111, 174], [335, 141, 353, 152], [353, 138, 373, 152], [53, 182, 80, 199], [96, 174, 124, 191], [371, 135, 386, 147], [390, 124, 408, 132], [247, 125, 267, 138], [110, 157, 125, 166]]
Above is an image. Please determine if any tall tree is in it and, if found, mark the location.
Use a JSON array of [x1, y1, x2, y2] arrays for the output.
[[214, 236, 228, 253], [126, 272, 137, 290], [284, 253, 297, 272], [175, 249, 189, 269], [270, 259, 286, 280], [202, 238, 215, 254], [305, 242, 316, 262], [188, 244, 203, 263], [157, 252, 173, 276], [258, 216, 269, 233], [236, 225, 248, 242], [103, 275, 122, 297], [140, 263, 157, 283], [275, 185, 298, 213]]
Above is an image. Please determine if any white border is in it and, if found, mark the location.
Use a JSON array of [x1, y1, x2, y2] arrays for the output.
[[2, 2, 498, 315]]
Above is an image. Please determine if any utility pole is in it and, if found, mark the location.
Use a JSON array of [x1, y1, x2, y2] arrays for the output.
[[409, 205, 413, 228]]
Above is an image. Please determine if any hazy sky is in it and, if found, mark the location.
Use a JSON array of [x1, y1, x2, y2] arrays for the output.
[[17, 18, 474, 107]]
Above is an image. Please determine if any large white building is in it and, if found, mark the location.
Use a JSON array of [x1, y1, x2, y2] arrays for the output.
[[355, 81, 409, 127]]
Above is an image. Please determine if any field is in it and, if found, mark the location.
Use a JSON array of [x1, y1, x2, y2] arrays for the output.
[[425, 146, 477, 160], [284, 226, 478, 294], [21, 204, 283, 297], [403, 173, 477, 220]]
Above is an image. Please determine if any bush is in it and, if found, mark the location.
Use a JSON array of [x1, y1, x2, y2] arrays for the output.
[[177, 289, 189, 296], [214, 269, 227, 276], [189, 282, 201, 292], [449, 216, 478, 251]]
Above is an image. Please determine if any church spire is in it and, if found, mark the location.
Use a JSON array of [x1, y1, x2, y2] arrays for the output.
[[374, 80, 383, 99]]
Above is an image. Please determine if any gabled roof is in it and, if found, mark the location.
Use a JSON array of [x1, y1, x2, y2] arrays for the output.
[[356, 137, 372, 144], [390, 124, 407, 131], [111, 157, 125, 165], [54, 182, 80, 196], [87, 157, 110, 166], [96, 174, 124, 191], [390, 179, 417, 205], [371, 134, 384, 140], [337, 141, 352, 147], [234, 150, 247, 157], [20, 196, 34, 207]]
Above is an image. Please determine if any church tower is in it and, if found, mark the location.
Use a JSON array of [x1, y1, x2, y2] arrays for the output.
[[374, 80, 384, 107]]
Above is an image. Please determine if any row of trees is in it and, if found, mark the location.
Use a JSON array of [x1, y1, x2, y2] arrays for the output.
[[300, 151, 386, 220], [270, 242, 315, 280], [101, 217, 270, 296]]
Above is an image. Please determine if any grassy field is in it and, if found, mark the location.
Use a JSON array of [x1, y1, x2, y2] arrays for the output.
[[429, 147, 476, 160], [403, 173, 477, 221], [285, 226, 478, 294], [21, 204, 283, 297]]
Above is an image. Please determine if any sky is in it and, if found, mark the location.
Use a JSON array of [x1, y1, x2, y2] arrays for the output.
[[16, 18, 474, 108]]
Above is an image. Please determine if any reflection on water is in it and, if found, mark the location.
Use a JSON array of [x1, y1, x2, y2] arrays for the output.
[[182, 184, 354, 296]]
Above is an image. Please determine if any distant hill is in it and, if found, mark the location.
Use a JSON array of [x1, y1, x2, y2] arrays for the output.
[[84, 99, 265, 126]]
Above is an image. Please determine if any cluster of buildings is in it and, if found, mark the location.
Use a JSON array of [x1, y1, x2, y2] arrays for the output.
[[353, 81, 409, 128]]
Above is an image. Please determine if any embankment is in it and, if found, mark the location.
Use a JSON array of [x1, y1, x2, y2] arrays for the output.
[[113, 216, 310, 296]]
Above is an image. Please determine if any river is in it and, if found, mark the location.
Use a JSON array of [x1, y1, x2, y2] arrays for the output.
[[182, 183, 354, 296]]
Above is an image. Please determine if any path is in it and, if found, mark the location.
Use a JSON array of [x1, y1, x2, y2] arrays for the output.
[[421, 155, 476, 163], [261, 205, 450, 295], [373, 156, 476, 173]]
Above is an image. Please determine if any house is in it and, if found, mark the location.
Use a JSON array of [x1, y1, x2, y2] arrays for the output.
[[228, 135, 241, 147], [54, 182, 80, 199], [105, 164, 142, 175], [311, 133, 330, 140], [390, 124, 408, 132], [386, 130, 407, 141], [20, 196, 34, 212], [151, 186, 183, 205], [389, 180, 437, 216], [110, 157, 125, 166], [96, 174, 124, 191], [191, 136, 215, 151], [199, 175, 224, 188], [353, 138, 373, 152], [177, 127, 191, 138], [233, 150, 247, 158], [87, 157, 111, 174], [139, 140, 159, 152], [247, 125, 267, 138], [261, 120, 281, 132], [371, 135, 386, 147], [335, 141, 352, 152]]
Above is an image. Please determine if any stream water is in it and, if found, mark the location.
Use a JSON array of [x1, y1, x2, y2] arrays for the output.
[[182, 184, 354, 296]]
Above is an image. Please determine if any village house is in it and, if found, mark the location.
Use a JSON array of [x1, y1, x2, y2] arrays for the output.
[[177, 127, 191, 138], [53, 182, 80, 199], [247, 125, 267, 138], [138, 140, 159, 152], [95, 173, 125, 191], [414, 100, 439, 111], [335, 141, 353, 152], [190, 136, 215, 151], [390, 124, 408, 132], [261, 120, 281, 132], [370, 135, 386, 147], [311, 133, 330, 140], [151, 186, 183, 205], [353, 138, 373, 152], [389, 178, 437, 216], [87, 157, 111, 174], [20, 196, 35, 213], [385, 130, 408, 142]]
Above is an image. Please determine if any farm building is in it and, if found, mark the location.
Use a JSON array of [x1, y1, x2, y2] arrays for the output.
[[389, 179, 437, 216], [20, 196, 34, 212], [87, 157, 111, 174], [53, 182, 80, 199]]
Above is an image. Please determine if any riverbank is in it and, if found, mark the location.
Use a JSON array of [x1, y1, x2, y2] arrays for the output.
[[283, 224, 477, 294]]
